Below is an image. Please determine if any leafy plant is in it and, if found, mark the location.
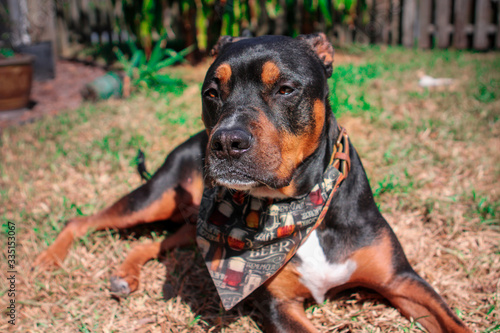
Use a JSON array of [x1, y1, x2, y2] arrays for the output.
[[120, 0, 164, 58], [329, 62, 382, 117], [0, 48, 14, 58], [117, 0, 368, 54], [471, 190, 499, 225], [114, 37, 194, 96]]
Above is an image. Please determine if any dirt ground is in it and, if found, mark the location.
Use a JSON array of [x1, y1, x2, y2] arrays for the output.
[[0, 60, 105, 129]]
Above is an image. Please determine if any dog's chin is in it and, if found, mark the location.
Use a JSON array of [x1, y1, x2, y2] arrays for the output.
[[206, 164, 293, 197], [215, 178, 260, 191], [215, 179, 291, 199], [211, 174, 294, 199]]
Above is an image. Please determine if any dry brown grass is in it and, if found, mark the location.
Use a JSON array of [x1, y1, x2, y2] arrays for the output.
[[1, 48, 499, 332]]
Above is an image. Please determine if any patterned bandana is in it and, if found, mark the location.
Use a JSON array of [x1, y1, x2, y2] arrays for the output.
[[196, 128, 350, 310]]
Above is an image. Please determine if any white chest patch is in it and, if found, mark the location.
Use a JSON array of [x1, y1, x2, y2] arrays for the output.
[[296, 230, 357, 304]]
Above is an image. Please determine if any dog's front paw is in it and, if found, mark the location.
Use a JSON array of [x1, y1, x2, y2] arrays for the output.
[[109, 267, 140, 297], [110, 276, 132, 296], [32, 247, 67, 270]]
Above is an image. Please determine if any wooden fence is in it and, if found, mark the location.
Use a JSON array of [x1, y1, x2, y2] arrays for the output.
[[403, 0, 500, 50], [54, 0, 130, 56], [53, 0, 499, 58]]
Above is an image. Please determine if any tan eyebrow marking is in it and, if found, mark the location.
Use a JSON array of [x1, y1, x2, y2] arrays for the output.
[[215, 63, 232, 85], [261, 61, 280, 86]]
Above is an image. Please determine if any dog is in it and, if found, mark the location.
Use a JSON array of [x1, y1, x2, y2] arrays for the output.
[[34, 34, 470, 333]]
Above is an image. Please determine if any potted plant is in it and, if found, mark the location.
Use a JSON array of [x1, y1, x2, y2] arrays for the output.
[[0, 0, 35, 111], [0, 49, 34, 111]]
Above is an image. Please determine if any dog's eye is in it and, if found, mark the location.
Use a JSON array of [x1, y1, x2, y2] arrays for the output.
[[278, 86, 294, 95], [205, 88, 219, 99]]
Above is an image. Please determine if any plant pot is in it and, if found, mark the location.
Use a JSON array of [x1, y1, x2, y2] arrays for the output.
[[0, 54, 35, 111], [81, 72, 123, 101]]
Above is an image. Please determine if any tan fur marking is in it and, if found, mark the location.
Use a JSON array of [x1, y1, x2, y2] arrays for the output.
[[135, 189, 177, 221], [277, 182, 298, 197], [252, 111, 282, 171], [265, 263, 312, 301], [112, 241, 161, 292], [276, 99, 325, 196], [247, 111, 292, 197], [180, 172, 204, 206], [113, 223, 197, 294], [313, 100, 326, 135], [215, 63, 232, 85], [387, 279, 472, 333], [248, 100, 326, 197], [261, 61, 280, 86], [264, 263, 318, 332], [348, 230, 394, 286]]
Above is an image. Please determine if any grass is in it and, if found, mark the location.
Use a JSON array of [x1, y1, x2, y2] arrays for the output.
[[1, 46, 499, 332]]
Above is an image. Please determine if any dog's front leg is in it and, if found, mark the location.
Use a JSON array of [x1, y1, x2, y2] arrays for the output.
[[110, 223, 197, 296], [259, 264, 318, 333], [347, 228, 472, 333]]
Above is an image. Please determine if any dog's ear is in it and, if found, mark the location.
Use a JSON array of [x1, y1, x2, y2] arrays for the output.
[[297, 33, 334, 78], [211, 36, 247, 58]]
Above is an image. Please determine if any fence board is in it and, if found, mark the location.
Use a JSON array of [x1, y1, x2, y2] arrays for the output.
[[390, 0, 401, 45], [436, 0, 452, 48], [454, 0, 470, 49], [473, 0, 491, 50], [380, 0, 391, 44], [418, 0, 432, 48], [81, 0, 91, 44], [70, 0, 78, 28], [402, 0, 416, 47], [55, 3, 69, 55], [497, 3, 500, 48]]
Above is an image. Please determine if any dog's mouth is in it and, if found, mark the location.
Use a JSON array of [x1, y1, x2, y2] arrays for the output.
[[216, 179, 260, 191], [206, 162, 293, 196], [209, 169, 262, 190]]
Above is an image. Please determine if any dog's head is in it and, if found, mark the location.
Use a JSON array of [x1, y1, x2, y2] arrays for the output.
[[202, 34, 335, 198]]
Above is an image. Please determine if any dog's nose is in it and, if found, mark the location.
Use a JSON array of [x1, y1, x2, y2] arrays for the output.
[[211, 129, 253, 158]]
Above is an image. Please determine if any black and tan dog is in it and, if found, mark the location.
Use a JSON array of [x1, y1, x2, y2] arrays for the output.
[[34, 34, 470, 332]]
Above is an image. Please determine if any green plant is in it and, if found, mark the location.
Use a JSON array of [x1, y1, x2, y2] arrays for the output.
[[0, 48, 14, 58], [116, 0, 370, 54], [329, 62, 382, 117], [114, 37, 194, 96], [120, 0, 164, 58], [471, 191, 499, 225]]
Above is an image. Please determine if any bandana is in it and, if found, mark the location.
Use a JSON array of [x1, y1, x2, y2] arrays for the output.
[[196, 127, 350, 310]]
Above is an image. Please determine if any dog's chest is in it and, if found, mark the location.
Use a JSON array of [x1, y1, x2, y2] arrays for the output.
[[295, 230, 357, 304]]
